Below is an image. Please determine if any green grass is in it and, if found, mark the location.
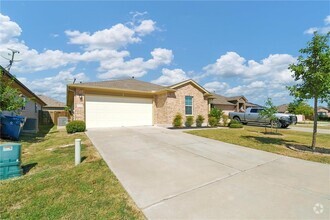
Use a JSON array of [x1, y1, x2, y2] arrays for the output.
[[0, 125, 144, 219], [186, 126, 330, 164], [294, 123, 330, 129]]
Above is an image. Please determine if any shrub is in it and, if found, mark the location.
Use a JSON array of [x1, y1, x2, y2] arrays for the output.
[[222, 115, 229, 126], [172, 113, 183, 128], [66, 120, 86, 134], [209, 108, 223, 123], [208, 116, 218, 127], [228, 119, 243, 128], [318, 116, 330, 121], [196, 115, 205, 127], [185, 116, 194, 127]]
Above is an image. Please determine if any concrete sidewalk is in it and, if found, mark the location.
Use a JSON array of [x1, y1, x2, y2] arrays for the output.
[[86, 126, 330, 219]]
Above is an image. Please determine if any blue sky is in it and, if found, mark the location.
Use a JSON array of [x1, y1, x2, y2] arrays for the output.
[[0, 1, 329, 105]]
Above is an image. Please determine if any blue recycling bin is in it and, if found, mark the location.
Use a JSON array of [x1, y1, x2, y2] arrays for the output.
[[0, 115, 26, 141], [0, 143, 22, 180]]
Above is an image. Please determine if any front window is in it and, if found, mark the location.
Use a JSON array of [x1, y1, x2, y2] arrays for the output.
[[185, 96, 193, 115]]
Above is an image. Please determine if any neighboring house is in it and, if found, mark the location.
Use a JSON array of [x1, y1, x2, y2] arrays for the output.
[[210, 94, 236, 115], [277, 104, 289, 113], [38, 95, 68, 125], [317, 106, 330, 117], [1, 66, 46, 132], [226, 96, 249, 112], [66, 78, 212, 129], [210, 94, 253, 114]]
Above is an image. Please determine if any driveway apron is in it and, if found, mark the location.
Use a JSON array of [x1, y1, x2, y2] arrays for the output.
[[86, 126, 330, 219]]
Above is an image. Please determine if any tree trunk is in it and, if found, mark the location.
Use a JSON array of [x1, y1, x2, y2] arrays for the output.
[[312, 97, 318, 151]]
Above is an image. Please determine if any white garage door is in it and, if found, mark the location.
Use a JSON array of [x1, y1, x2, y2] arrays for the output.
[[85, 95, 153, 128]]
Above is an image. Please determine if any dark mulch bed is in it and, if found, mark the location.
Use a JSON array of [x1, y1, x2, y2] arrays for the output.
[[168, 126, 221, 130]]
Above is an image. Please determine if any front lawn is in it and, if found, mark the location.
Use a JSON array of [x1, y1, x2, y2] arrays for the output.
[[0, 125, 144, 219], [294, 123, 330, 130], [186, 126, 330, 164]]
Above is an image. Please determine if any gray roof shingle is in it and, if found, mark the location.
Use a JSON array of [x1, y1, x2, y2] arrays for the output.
[[277, 104, 289, 113], [210, 94, 236, 105], [76, 78, 167, 92], [38, 95, 65, 107]]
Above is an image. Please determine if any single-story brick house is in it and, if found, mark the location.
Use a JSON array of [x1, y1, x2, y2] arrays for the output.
[[318, 106, 330, 117], [210, 94, 256, 115], [1, 65, 46, 132], [277, 104, 289, 113], [66, 78, 213, 128]]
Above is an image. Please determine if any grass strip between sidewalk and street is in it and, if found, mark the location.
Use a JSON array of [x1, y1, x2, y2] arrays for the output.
[[186, 125, 330, 164], [0, 125, 144, 219]]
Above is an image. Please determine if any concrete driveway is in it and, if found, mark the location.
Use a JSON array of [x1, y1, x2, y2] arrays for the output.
[[86, 126, 330, 219]]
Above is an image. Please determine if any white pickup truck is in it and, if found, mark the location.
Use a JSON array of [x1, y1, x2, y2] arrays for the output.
[[229, 107, 297, 128]]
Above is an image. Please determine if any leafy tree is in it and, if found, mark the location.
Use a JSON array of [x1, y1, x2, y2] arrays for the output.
[[287, 99, 302, 113], [259, 98, 278, 133], [0, 69, 26, 113], [288, 99, 313, 118], [287, 32, 330, 151]]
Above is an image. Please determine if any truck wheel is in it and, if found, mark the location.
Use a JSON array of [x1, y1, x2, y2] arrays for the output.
[[271, 120, 281, 128], [281, 124, 289, 128], [233, 116, 241, 123]]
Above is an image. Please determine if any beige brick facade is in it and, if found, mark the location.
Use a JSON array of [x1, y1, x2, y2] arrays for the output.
[[154, 83, 209, 126], [73, 89, 85, 121], [212, 104, 236, 116]]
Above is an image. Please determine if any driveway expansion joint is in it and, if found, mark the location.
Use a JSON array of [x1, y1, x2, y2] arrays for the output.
[[141, 170, 241, 211]]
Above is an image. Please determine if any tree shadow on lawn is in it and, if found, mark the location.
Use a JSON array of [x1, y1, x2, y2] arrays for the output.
[[242, 135, 293, 145], [243, 135, 330, 155]]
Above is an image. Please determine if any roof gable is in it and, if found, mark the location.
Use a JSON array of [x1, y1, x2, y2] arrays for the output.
[[170, 79, 211, 95], [0, 66, 46, 106], [210, 94, 236, 105], [226, 96, 248, 102]]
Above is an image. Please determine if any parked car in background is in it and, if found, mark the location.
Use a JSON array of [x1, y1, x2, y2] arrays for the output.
[[229, 107, 297, 128]]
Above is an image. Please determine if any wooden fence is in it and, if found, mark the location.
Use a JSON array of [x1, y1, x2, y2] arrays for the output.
[[39, 110, 70, 126]]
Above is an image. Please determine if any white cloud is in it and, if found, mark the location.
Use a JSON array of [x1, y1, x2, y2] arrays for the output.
[[135, 20, 156, 36], [204, 79, 293, 105], [65, 24, 141, 51], [203, 81, 229, 93], [151, 68, 189, 86], [202, 51, 298, 105], [304, 15, 330, 35], [65, 16, 157, 50], [203, 52, 246, 77], [18, 68, 89, 102], [0, 14, 22, 44], [203, 52, 296, 83], [0, 12, 172, 80], [304, 27, 319, 35], [97, 48, 173, 79], [325, 15, 330, 25]]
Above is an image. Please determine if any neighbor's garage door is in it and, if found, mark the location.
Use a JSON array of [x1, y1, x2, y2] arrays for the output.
[[85, 95, 153, 128]]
